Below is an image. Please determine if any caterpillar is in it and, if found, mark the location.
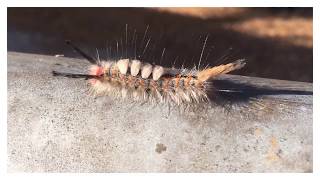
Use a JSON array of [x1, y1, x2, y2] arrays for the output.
[[53, 40, 246, 106]]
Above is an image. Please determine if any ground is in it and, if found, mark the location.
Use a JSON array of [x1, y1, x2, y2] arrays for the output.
[[7, 52, 312, 172]]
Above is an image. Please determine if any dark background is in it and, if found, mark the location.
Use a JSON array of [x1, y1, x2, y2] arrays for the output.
[[7, 7, 313, 82]]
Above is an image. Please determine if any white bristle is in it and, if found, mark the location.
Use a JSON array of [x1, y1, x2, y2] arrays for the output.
[[117, 59, 129, 75], [141, 63, 153, 79], [152, 65, 165, 80], [130, 60, 141, 76], [101, 61, 114, 71]]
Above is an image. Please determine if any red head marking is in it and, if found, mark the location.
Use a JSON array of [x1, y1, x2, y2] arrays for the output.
[[89, 65, 104, 85], [89, 65, 104, 76]]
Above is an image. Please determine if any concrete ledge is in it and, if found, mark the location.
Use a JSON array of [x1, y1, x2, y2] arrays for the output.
[[7, 52, 312, 172]]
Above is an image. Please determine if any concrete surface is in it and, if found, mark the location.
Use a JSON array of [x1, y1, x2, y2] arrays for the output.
[[7, 52, 312, 172]]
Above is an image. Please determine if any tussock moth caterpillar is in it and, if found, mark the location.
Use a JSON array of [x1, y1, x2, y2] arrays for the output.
[[53, 40, 245, 106]]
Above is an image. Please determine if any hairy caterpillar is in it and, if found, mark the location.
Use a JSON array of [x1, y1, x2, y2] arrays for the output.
[[53, 40, 245, 106]]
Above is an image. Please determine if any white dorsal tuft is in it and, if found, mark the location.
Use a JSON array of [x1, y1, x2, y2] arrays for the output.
[[130, 60, 141, 76], [116, 59, 130, 75], [152, 65, 164, 80], [141, 63, 153, 79]]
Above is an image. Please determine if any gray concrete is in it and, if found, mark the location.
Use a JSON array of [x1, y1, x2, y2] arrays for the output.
[[7, 52, 312, 172]]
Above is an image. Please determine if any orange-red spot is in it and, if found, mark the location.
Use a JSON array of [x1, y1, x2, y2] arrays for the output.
[[89, 65, 103, 85], [89, 65, 104, 76], [175, 75, 181, 88], [139, 79, 145, 87]]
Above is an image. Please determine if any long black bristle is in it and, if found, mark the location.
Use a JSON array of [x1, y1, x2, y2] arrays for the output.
[[65, 40, 97, 64], [52, 71, 99, 79]]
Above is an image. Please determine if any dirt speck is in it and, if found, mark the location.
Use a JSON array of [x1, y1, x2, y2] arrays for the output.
[[266, 136, 281, 162], [155, 143, 167, 154], [254, 128, 263, 137]]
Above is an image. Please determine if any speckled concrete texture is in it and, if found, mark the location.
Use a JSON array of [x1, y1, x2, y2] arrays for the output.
[[7, 52, 312, 172]]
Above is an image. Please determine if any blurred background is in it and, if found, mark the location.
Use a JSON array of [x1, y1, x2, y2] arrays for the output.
[[7, 7, 312, 82]]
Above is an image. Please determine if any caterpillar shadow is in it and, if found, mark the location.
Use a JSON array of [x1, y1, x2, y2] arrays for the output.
[[208, 78, 312, 109]]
